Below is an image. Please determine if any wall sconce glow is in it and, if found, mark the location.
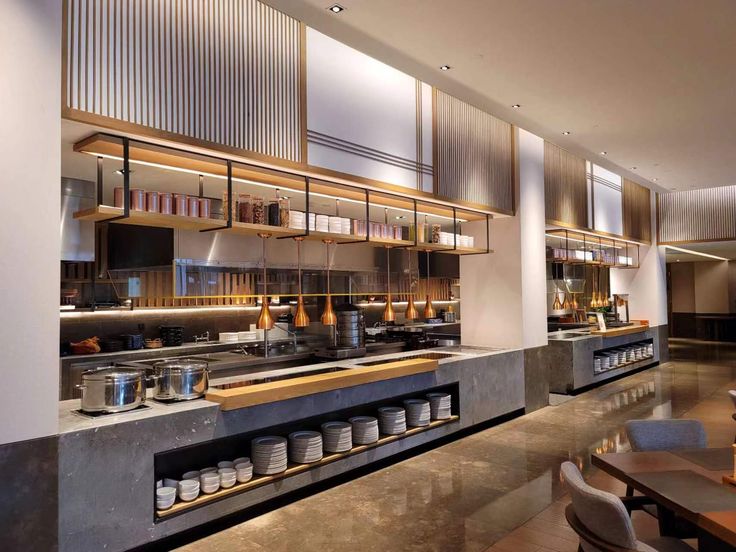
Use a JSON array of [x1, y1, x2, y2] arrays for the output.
[[328, 4, 345, 13], [664, 245, 729, 262]]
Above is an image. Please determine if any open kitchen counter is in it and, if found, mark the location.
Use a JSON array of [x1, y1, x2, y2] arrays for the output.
[[56, 346, 522, 552]]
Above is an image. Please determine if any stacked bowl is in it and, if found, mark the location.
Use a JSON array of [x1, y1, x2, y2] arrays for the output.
[[200, 471, 220, 494], [403, 399, 431, 427], [218, 467, 237, 488], [234, 459, 254, 483], [427, 393, 451, 420], [252, 436, 288, 475], [177, 479, 200, 502], [349, 416, 379, 445], [288, 431, 324, 463], [378, 407, 407, 435], [156, 486, 176, 510], [321, 422, 353, 453]]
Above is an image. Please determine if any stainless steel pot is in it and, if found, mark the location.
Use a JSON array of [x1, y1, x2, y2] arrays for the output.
[[77, 367, 146, 413], [152, 358, 209, 401]]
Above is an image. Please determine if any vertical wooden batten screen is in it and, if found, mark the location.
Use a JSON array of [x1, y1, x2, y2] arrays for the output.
[[63, 0, 304, 165], [658, 185, 736, 244], [622, 179, 651, 243], [433, 90, 514, 214], [544, 141, 588, 228]]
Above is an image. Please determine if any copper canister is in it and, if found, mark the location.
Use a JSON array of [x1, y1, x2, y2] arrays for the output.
[[199, 198, 211, 219], [146, 191, 159, 213], [159, 192, 173, 214], [188, 196, 200, 218], [114, 187, 124, 208], [174, 194, 188, 216], [130, 189, 146, 212]]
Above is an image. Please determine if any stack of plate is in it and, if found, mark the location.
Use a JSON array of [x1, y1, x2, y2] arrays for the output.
[[288, 431, 323, 463], [289, 210, 306, 230], [378, 407, 407, 435], [328, 216, 343, 234], [315, 214, 329, 232], [321, 422, 353, 453], [219, 332, 239, 343], [349, 416, 379, 444], [403, 399, 430, 427], [237, 331, 257, 341], [426, 393, 451, 420], [251, 436, 288, 475]]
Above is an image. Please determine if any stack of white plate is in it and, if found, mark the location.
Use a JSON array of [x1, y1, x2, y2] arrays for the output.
[[288, 431, 323, 463], [237, 331, 257, 341], [349, 416, 379, 444], [308, 213, 316, 231], [403, 399, 430, 427], [341, 217, 352, 234], [378, 407, 407, 435], [315, 214, 329, 232], [251, 436, 288, 475], [328, 216, 343, 233], [321, 422, 352, 453], [594, 357, 602, 373], [289, 210, 306, 230], [427, 393, 451, 420], [219, 332, 239, 343]]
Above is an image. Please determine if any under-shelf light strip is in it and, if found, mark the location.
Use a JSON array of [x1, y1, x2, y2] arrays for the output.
[[85, 152, 467, 223]]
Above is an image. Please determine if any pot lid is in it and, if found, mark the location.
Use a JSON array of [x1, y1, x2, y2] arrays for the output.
[[82, 367, 143, 382]]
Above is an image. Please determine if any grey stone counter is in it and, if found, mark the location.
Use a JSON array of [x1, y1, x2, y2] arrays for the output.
[[57, 346, 523, 552]]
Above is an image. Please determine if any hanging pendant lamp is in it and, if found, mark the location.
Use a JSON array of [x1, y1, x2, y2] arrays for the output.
[[382, 247, 395, 322], [256, 233, 274, 330], [293, 237, 309, 328], [552, 293, 562, 310], [404, 250, 419, 320], [321, 239, 336, 326], [423, 251, 436, 319]]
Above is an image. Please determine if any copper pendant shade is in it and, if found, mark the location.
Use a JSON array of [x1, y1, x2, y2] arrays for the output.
[[423, 251, 436, 319], [256, 233, 274, 330], [404, 252, 419, 321], [293, 237, 310, 328], [320, 240, 336, 326], [382, 247, 395, 322]]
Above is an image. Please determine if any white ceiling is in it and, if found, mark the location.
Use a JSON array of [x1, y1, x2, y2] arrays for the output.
[[265, 0, 736, 193]]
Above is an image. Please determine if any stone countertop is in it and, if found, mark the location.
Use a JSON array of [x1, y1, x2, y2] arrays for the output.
[[546, 323, 650, 343], [58, 345, 508, 435]]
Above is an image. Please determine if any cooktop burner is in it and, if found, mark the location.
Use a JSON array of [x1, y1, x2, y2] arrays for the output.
[[72, 404, 150, 419]]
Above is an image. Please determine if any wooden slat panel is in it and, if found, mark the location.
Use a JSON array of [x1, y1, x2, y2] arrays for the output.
[[64, 0, 302, 164], [622, 178, 652, 244], [544, 141, 588, 228], [658, 185, 736, 244], [434, 90, 514, 213]]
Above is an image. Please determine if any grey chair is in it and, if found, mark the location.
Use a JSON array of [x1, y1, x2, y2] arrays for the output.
[[561, 461, 695, 552], [623, 419, 705, 538]]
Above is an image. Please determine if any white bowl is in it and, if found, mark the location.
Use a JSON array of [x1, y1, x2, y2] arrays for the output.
[[178, 479, 199, 492], [156, 486, 176, 499], [182, 470, 200, 480], [178, 491, 199, 502], [163, 478, 179, 488], [156, 479, 163, 488], [200, 467, 218, 474], [217, 461, 234, 469], [156, 498, 175, 510], [233, 457, 250, 466], [201, 484, 220, 494], [200, 473, 220, 489]]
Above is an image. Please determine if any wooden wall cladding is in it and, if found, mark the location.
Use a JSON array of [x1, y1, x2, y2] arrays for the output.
[[63, 0, 303, 164], [544, 142, 588, 228], [622, 178, 651, 243], [658, 185, 736, 244], [434, 91, 514, 213]]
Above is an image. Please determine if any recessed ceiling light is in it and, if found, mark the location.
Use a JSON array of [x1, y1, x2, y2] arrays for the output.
[[630, 166, 637, 170], [600, 151, 607, 155], [562, 131, 571, 135], [511, 104, 521, 109], [653, 178, 659, 182], [440, 65, 452, 71], [395, 215, 405, 220], [114, 168, 133, 175], [327, 4, 345, 13]]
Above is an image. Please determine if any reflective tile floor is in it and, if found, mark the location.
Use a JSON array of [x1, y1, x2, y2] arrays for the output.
[[176, 340, 736, 552]]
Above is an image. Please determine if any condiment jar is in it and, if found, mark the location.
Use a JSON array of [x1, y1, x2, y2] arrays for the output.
[[252, 196, 265, 225], [130, 189, 146, 212], [238, 194, 252, 223], [159, 192, 173, 215], [268, 200, 280, 226], [146, 191, 159, 213], [198, 198, 211, 219], [278, 197, 290, 228], [188, 196, 200, 218], [174, 194, 188, 216]]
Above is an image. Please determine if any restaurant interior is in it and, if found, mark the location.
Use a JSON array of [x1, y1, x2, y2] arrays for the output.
[[3, 1, 736, 551]]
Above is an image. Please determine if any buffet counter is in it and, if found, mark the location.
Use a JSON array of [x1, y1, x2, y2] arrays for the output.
[[57, 346, 523, 552]]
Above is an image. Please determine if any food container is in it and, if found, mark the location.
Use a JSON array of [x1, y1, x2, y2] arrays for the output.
[[174, 194, 188, 216], [159, 192, 173, 215], [152, 358, 209, 401], [279, 197, 290, 228], [114, 187, 124, 208], [223, 191, 237, 222], [146, 191, 159, 213], [268, 200, 280, 226], [199, 198, 211, 219], [252, 196, 266, 224], [188, 196, 200, 218], [77, 367, 146, 413], [130, 189, 146, 211], [238, 194, 252, 223]]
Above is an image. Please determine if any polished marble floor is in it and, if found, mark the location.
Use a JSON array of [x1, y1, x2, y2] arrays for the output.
[[177, 340, 736, 552]]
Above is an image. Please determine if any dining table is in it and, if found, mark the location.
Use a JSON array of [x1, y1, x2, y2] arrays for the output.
[[593, 447, 736, 551]]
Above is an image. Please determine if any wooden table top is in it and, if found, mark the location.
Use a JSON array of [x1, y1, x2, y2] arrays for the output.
[[593, 448, 736, 547]]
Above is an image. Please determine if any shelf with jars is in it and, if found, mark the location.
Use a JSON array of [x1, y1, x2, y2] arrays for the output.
[[71, 133, 493, 255], [545, 229, 640, 268]]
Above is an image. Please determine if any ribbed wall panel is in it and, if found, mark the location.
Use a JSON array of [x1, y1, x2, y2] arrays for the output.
[[64, 0, 302, 163], [622, 178, 651, 243], [544, 141, 588, 228], [658, 186, 736, 244], [434, 91, 514, 212]]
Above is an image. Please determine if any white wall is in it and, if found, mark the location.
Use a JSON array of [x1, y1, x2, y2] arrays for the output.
[[0, 0, 61, 444], [694, 261, 730, 313], [460, 128, 547, 349]]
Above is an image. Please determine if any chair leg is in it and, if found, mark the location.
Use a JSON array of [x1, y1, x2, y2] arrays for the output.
[[625, 485, 634, 497]]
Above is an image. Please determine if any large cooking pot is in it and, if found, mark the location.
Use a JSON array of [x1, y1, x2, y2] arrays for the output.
[[152, 358, 209, 401], [77, 367, 146, 413]]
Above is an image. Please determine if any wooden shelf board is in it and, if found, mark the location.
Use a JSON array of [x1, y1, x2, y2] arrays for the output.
[[73, 205, 122, 222], [156, 415, 460, 519], [368, 236, 416, 247], [73, 206, 226, 231], [591, 324, 649, 337], [441, 247, 492, 255], [222, 222, 303, 238], [305, 230, 365, 244]]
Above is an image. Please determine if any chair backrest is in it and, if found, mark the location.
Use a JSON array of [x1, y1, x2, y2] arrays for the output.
[[625, 419, 706, 452], [729, 390, 736, 409], [560, 461, 639, 551], [564, 504, 639, 552]]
